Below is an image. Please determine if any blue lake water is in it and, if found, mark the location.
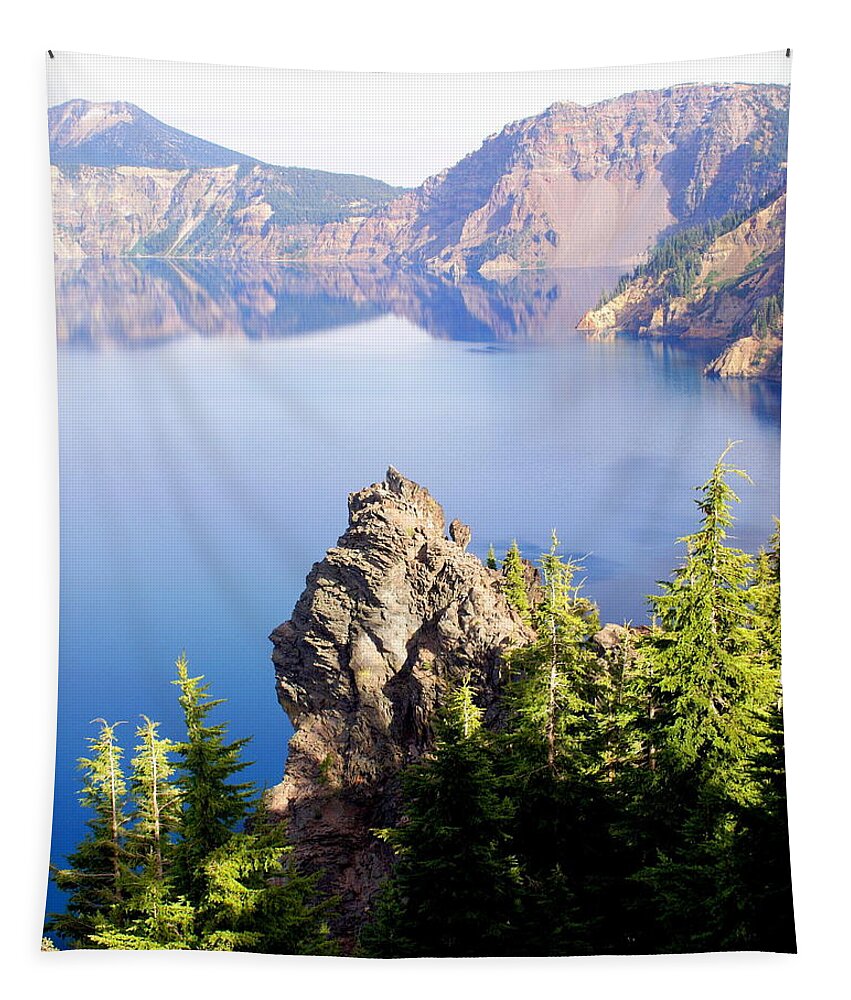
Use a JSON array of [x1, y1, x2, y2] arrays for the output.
[[48, 260, 780, 920]]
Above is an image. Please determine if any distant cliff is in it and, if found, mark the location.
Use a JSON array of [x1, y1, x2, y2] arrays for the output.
[[267, 468, 532, 934], [314, 84, 789, 275], [577, 193, 785, 380], [50, 85, 789, 275], [50, 162, 404, 258], [49, 101, 404, 257]]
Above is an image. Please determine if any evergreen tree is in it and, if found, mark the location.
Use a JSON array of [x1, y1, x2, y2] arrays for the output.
[[486, 543, 498, 570], [752, 518, 781, 676], [697, 521, 793, 953], [632, 446, 783, 951], [641, 444, 775, 804], [594, 626, 648, 783], [198, 802, 336, 955], [499, 537, 635, 953], [505, 532, 600, 776], [89, 877, 197, 950], [636, 699, 794, 954], [360, 681, 520, 957], [71, 661, 336, 954], [89, 716, 188, 948], [501, 540, 531, 623], [127, 716, 181, 880], [712, 700, 795, 952], [48, 719, 129, 946], [171, 653, 255, 903]]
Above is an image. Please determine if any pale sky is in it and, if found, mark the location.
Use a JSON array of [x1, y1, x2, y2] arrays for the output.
[[47, 50, 791, 188]]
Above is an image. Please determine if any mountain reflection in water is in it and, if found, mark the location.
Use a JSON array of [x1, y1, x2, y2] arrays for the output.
[[54, 259, 628, 347]]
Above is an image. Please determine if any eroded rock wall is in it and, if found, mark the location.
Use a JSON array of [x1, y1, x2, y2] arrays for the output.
[[267, 468, 531, 933]]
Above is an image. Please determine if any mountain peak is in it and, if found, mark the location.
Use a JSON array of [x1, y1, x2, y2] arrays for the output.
[[48, 98, 260, 169], [50, 99, 149, 139]]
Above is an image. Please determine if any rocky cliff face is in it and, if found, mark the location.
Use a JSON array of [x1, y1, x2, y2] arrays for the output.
[[267, 468, 531, 934], [51, 162, 402, 258], [316, 84, 788, 275], [577, 193, 786, 380], [51, 85, 789, 275]]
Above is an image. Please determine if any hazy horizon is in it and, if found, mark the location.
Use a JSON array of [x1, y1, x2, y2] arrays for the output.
[[47, 50, 791, 187]]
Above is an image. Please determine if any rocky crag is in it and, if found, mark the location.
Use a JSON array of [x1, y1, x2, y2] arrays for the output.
[[267, 468, 532, 935], [51, 85, 789, 276], [577, 193, 785, 379]]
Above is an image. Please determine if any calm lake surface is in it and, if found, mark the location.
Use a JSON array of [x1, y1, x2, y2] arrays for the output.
[[48, 260, 780, 917]]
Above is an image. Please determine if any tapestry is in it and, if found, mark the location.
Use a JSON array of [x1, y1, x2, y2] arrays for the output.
[[44, 50, 794, 955]]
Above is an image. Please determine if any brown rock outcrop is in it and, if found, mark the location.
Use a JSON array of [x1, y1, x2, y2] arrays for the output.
[[267, 468, 531, 937], [703, 332, 782, 380], [577, 193, 786, 380]]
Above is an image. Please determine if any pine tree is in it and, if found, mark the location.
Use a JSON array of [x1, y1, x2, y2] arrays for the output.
[[752, 518, 781, 676], [486, 543, 498, 570], [636, 699, 795, 954], [505, 532, 600, 777], [89, 716, 189, 948], [632, 446, 782, 951], [127, 716, 181, 880], [498, 537, 631, 953], [360, 681, 520, 957], [198, 802, 336, 955], [700, 520, 793, 952], [52, 662, 337, 954], [47, 719, 129, 946], [641, 444, 775, 804], [172, 653, 255, 903], [594, 626, 648, 783], [713, 700, 795, 952], [501, 540, 531, 622], [89, 877, 197, 950]]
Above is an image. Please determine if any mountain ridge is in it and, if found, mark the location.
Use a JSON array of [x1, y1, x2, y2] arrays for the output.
[[49, 84, 789, 273]]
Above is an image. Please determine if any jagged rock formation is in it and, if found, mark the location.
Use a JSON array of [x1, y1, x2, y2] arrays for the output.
[[577, 193, 786, 380], [50, 85, 789, 275], [267, 468, 531, 936]]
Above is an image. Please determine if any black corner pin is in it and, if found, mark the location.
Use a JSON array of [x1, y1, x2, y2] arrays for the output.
[[786, 48, 791, 58], [48, 49, 54, 59]]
